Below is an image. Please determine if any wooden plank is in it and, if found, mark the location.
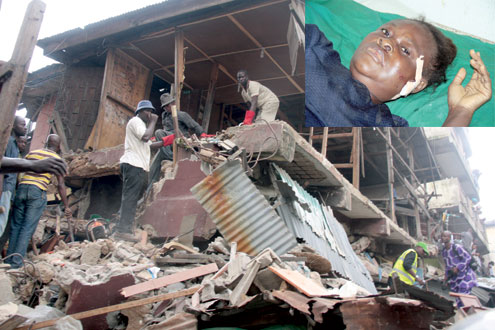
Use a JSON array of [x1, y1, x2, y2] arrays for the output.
[[268, 266, 334, 297], [321, 127, 328, 158], [17, 287, 199, 330], [334, 163, 353, 169], [351, 127, 360, 190], [202, 63, 219, 132], [0, 0, 45, 159], [312, 132, 354, 140], [52, 110, 69, 154], [85, 49, 150, 150], [121, 263, 218, 297], [155, 257, 209, 264], [385, 128, 396, 223], [174, 28, 185, 112]]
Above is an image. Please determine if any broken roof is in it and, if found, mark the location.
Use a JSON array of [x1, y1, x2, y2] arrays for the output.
[[36, 0, 304, 110]]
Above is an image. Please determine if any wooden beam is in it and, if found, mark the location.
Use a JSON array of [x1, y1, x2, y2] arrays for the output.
[[351, 127, 360, 190], [17, 287, 199, 330], [321, 127, 328, 158], [308, 127, 314, 146], [0, 0, 45, 160], [385, 128, 396, 223], [121, 263, 218, 297], [174, 28, 185, 110], [227, 14, 304, 94], [334, 163, 353, 169], [311, 132, 354, 140], [202, 63, 219, 132], [52, 110, 69, 154]]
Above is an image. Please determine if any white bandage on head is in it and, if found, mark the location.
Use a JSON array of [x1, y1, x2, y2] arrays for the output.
[[391, 55, 425, 100]]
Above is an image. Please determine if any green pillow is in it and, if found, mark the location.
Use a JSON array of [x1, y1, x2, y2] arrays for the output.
[[307, 0, 495, 126]]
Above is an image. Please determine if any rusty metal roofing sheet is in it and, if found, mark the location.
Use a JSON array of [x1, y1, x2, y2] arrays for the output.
[[190, 159, 297, 256], [272, 164, 377, 294]]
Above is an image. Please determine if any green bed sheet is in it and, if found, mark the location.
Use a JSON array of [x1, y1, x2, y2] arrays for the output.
[[307, 0, 495, 127]]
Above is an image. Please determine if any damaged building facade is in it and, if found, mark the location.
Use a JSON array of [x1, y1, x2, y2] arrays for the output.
[[1, 0, 492, 329]]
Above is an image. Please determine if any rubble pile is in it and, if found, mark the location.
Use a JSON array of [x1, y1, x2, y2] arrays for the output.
[[0, 232, 459, 329]]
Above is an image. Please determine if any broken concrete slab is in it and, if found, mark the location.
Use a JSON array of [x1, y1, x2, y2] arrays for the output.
[[0, 272, 15, 305], [80, 242, 102, 265]]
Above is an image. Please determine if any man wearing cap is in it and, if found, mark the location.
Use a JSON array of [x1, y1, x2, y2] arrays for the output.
[[117, 100, 164, 235], [388, 242, 429, 287], [236, 69, 279, 125], [148, 92, 209, 186]]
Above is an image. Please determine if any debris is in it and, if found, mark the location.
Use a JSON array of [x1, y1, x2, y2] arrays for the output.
[[269, 266, 335, 297], [16, 287, 199, 330], [80, 242, 102, 265], [290, 251, 332, 274], [121, 263, 218, 298]]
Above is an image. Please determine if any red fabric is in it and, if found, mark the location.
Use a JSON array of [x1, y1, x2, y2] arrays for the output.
[[243, 110, 256, 125], [200, 133, 215, 138], [162, 134, 175, 146]]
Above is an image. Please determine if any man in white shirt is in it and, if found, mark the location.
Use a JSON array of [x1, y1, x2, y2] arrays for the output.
[[117, 100, 163, 235], [237, 70, 279, 125]]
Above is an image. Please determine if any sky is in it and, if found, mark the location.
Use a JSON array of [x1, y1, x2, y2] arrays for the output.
[[0, 0, 163, 72], [1, 1, 494, 222]]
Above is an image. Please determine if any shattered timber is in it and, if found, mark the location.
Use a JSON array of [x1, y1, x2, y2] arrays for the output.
[[1, 0, 494, 329]]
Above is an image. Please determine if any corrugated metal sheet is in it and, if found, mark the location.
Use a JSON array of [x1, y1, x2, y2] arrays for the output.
[[191, 160, 298, 256], [273, 164, 377, 294]]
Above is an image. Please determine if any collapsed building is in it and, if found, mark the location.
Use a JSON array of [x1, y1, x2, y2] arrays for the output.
[[1, 0, 493, 329]]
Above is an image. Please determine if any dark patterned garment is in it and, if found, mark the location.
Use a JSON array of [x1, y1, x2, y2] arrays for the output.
[[442, 243, 477, 307]]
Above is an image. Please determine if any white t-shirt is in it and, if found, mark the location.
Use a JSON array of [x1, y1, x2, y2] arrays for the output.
[[120, 116, 152, 172], [241, 80, 278, 109]]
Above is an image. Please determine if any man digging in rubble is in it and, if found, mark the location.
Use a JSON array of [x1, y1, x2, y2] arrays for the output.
[[388, 242, 429, 288], [237, 69, 280, 125], [5, 134, 71, 269], [116, 100, 170, 240], [148, 92, 213, 187]]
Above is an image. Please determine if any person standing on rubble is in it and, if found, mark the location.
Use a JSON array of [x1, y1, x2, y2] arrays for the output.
[[441, 230, 477, 307], [388, 242, 429, 287], [148, 92, 212, 186], [237, 69, 279, 125], [0, 116, 27, 237], [117, 100, 166, 237], [5, 134, 71, 269]]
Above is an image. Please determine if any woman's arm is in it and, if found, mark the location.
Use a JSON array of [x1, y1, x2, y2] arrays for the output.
[[443, 49, 492, 127]]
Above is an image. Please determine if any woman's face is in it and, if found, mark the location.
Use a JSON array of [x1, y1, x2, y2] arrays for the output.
[[350, 20, 436, 103]]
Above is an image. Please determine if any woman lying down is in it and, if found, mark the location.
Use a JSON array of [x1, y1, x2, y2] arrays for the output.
[[305, 19, 492, 127]]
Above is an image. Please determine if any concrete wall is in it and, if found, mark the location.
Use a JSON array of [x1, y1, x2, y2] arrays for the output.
[[425, 177, 461, 209]]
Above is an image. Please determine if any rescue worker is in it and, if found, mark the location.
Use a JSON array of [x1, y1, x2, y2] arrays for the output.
[[148, 92, 212, 187], [236, 69, 279, 125], [388, 242, 429, 287], [116, 100, 164, 238]]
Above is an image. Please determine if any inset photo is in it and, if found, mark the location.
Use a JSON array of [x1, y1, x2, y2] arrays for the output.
[[305, 0, 494, 127]]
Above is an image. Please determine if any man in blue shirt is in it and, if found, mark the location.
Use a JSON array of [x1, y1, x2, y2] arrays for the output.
[[0, 116, 27, 236]]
